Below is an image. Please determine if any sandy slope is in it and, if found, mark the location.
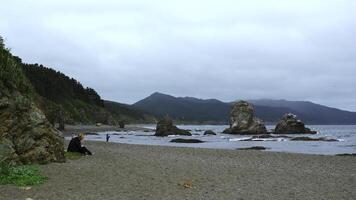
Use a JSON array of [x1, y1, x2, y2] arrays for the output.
[[1, 141, 355, 200]]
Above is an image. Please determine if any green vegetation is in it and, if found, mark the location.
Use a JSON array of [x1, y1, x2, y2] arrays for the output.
[[0, 162, 46, 186], [104, 100, 155, 123], [20, 61, 155, 125], [64, 151, 83, 160], [0, 36, 33, 98]]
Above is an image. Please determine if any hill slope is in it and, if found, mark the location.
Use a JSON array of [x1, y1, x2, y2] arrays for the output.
[[133, 92, 230, 123], [104, 100, 155, 123], [249, 99, 356, 124], [133, 92, 356, 124], [17, 59, 152, 125]]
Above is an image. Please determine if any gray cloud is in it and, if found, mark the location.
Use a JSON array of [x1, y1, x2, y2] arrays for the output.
[[1, 0, 356, 111]]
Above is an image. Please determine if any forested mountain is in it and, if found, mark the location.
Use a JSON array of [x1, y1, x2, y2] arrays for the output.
[[104, 100, 155, 123], [249, 99, 356, 124], [0, 47, 150, 126], [133, 92, 356, 124], [133, 92, 230, 123], [22, 63, 103, 107]]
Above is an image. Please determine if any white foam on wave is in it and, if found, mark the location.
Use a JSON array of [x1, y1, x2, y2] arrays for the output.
[[229, 137, 250, 142]]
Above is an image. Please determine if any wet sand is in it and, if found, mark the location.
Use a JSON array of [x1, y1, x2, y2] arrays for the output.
[[1, 141, 355, 200]]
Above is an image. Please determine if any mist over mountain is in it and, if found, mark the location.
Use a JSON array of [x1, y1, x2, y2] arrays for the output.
[[132, 92, 356, 125]]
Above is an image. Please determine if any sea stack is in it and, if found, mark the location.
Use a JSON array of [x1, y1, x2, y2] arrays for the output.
[[223, 101, 267, 135], [155, 116, 191, 136], [274, 113, 316, 134]]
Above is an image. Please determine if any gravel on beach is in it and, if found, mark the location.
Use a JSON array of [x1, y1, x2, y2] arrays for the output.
[[1, 141, 355, 200]]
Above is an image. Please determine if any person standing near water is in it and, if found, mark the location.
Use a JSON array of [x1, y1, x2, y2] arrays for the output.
[[106, 133, 110, 142]]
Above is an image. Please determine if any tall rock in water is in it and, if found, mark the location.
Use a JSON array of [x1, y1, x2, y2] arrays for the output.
[[155, 116, 191, 136], [223, 101, 267, 135], [274, 113, 316, 134], [0, 39, 65, 164]]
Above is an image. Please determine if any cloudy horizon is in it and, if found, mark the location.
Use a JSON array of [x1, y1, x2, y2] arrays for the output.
[[1, 0, 356, 111]]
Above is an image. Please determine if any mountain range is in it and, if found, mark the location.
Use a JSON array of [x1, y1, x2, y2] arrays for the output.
[[132, 92, 356, 125]]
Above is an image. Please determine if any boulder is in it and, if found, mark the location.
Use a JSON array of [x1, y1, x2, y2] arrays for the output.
[[223, 101, 267, 135], [155, 116, 191, 136], [274, 113, 316, 134], [170, 138, 204, 143], [237, 146, 269, 150], [203, 130, 216, 135]]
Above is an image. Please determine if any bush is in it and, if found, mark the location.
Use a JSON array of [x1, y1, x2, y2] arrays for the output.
[[0, 162, 46, 186]]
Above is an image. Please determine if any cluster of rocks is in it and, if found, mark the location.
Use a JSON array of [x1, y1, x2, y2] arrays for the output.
[[155, 116, 191, 136], [223, 101, 315, 135], [153, 101, 316, 137]]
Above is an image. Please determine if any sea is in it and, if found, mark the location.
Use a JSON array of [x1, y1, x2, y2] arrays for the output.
[[76, 125, 356, 155]]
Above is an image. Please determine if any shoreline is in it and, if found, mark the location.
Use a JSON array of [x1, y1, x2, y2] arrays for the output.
[[60, 124, 356, 156], [61, 124, 154, 136], [1, 141, 355, 200]]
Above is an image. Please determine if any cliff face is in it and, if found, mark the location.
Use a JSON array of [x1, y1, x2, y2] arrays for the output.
[[0, 38, 65, 164]]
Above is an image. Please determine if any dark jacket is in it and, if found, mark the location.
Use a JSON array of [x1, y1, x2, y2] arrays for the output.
[[67, 137, 92, 155]]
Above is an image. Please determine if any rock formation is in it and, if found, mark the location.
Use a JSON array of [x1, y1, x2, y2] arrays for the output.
[[170, 138, 204, 143], [274, 113, 316, 134], [0, 41, 65, 164], [155, 116, 191, 136], [203, 130, 216, 135], [223, 101, 267, 134]]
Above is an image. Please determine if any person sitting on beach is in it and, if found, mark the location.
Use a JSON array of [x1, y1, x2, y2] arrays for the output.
[[67, 133, 92, 155]]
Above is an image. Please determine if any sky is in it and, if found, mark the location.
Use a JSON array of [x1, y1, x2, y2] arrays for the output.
[[1, 0, 356, 111]]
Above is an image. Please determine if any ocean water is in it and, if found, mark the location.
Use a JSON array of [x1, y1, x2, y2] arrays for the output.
[[75, 125, 356, 155]]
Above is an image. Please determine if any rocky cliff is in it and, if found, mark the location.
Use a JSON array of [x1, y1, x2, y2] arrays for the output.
[[0, 37, 65, 164]]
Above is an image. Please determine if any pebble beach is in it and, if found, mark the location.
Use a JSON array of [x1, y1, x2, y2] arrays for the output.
[[1, 141, 355, 200]]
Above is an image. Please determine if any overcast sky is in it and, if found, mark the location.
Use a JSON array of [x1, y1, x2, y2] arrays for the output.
[[1, 0, 356, 111]]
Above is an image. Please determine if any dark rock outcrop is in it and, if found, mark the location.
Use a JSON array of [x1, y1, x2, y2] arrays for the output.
[[155, 116, 191, 136], [275, 113, 316, 134], [0, 42, 65, 164], [290, 137, 338, 142], [223, 101, 267, 135], [237, 146, 269, 150], [240, 134, 291, 141], [170, 138, 204, 143], [119, 120, 125, 129], [336, 153, 356, 157], [203, 130, 216, 135]]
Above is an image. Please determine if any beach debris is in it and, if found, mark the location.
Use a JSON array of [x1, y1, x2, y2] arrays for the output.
[[223, 101, 267, 135], [180, 180, 193, 189], [170, 138, 204, 143], [20, 187, 32, 191], [237, 146, 270, 150], [274, 113, 317, 134]]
